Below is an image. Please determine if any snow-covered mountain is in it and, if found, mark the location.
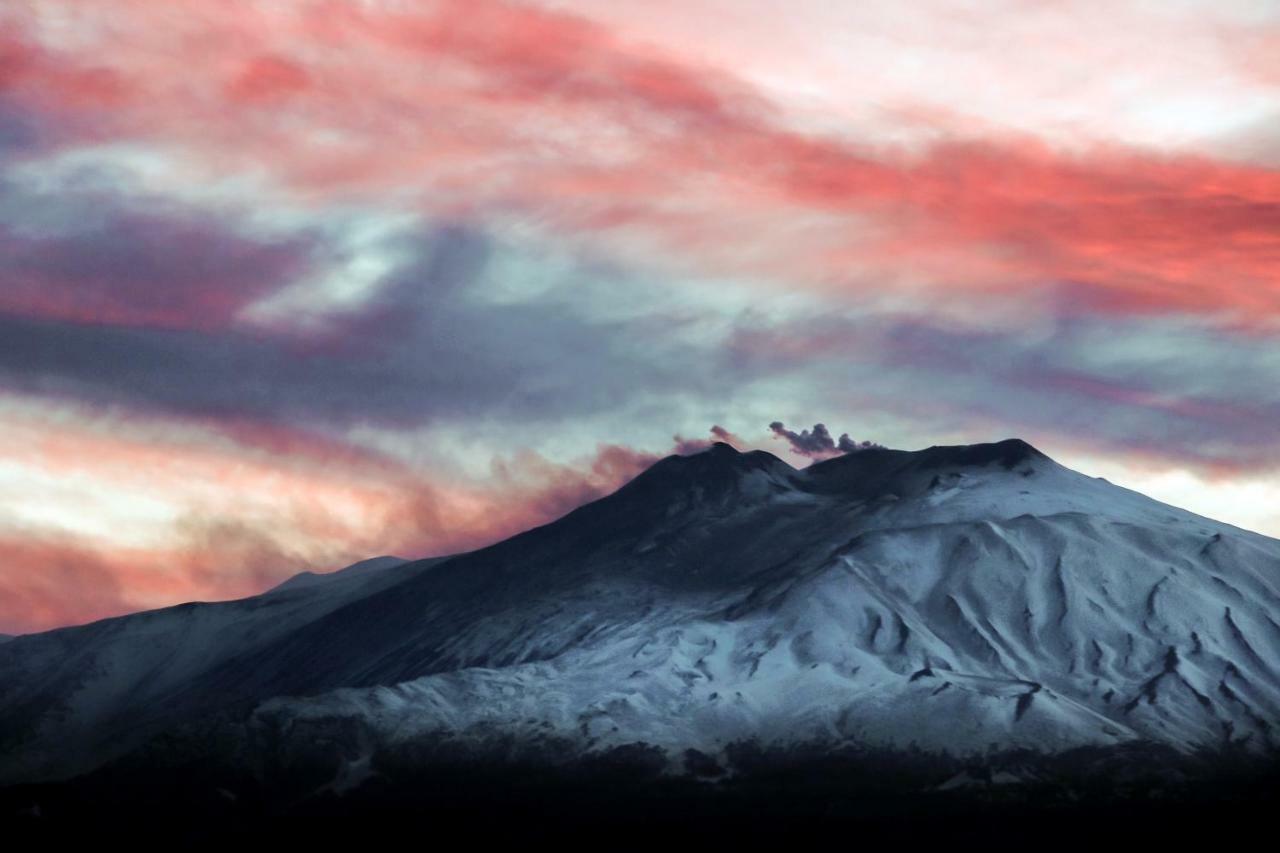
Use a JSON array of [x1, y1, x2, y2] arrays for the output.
[[2, 439, 1278, 788]]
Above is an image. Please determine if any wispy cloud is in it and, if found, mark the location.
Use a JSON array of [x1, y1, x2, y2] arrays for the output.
[[4, 1, 1277, 320]]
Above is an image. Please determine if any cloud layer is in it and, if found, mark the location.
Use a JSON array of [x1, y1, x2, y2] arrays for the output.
[[1, 0, 1278, 631]]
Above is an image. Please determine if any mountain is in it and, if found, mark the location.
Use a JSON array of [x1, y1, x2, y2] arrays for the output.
[[0, 553, 445, 784], [2, 439, 1278, 798]]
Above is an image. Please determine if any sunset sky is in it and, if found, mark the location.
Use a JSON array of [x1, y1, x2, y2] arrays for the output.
[[1, 0, 1278, 634]]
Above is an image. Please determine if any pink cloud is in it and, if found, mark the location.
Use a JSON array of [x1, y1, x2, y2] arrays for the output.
[[4, 0, 1275, 322], [0, 407, 698, 632]]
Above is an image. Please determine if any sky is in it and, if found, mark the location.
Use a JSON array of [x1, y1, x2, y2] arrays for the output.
[[1, 0, 1278, 634]]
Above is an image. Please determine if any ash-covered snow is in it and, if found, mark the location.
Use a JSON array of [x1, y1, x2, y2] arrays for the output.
[[2, 439, 1278, 785]]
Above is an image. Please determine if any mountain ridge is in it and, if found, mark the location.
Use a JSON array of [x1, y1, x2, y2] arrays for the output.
[[1, 437, 1278, 788]]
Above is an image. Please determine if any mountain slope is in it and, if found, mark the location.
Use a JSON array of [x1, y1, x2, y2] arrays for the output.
[[2, 440, 1278, 786], [0, 553, 445, 783]]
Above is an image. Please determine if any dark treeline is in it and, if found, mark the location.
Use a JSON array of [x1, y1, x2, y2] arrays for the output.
[[3, 733, 1278, 847]]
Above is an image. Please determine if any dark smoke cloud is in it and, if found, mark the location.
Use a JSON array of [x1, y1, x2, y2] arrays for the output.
[[769, 421, 880, 459], [838, 434, 881, 453]]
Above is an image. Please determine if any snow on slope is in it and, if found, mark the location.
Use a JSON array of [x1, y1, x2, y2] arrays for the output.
[[2, 440, 1278, 786], [0, 554, 440, 783]]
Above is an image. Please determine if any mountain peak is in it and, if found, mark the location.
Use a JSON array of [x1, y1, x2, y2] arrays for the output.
[[914, 437, 1049, 470], [797, 437, 1053, 501], [645, 440, 788, 480]]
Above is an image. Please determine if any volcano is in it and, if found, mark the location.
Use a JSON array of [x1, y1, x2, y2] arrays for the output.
[[2, 439, 1278, 836]]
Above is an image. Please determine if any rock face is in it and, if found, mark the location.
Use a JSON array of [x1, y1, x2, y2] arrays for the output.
[[2, 439, 1279, 786]]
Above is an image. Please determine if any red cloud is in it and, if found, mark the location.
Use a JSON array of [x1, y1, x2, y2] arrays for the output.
[[225, 55, 312, 103], [5, 0, 1274, 322], [0, 537, 138, 634]]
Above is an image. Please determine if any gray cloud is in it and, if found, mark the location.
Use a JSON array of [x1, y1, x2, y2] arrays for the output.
[[0, 208, 312, 327], [0, 100, 43, 154], [0, 213, 738, 434], [738, 306, 1280, 472]]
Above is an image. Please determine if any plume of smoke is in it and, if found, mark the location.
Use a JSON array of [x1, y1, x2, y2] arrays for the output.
[[838, 434, 881, 453], [672, 424, 743, 455], [710, 425, 735, 443], [770, 421, 880, 458]]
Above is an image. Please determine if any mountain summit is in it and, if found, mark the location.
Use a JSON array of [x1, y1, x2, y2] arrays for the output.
[[1, 438, 1278, 791]]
